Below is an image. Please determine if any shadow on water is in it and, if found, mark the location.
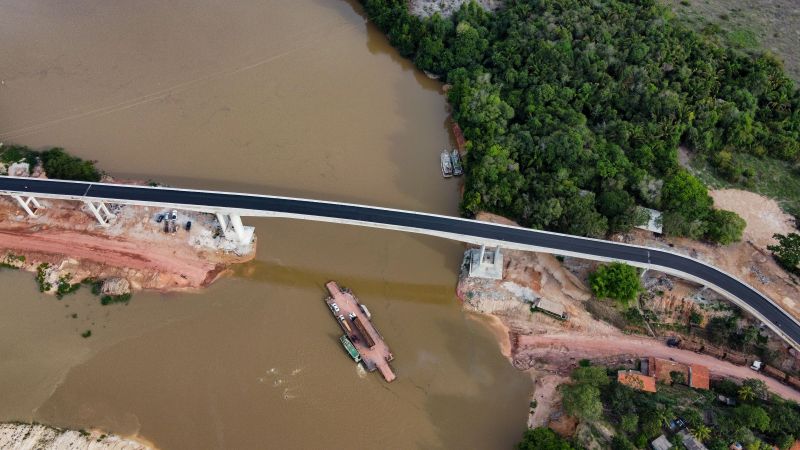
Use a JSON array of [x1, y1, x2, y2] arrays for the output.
[[230, 259, 457, 305]]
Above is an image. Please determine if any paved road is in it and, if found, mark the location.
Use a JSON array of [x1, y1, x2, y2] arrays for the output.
[[2, 176, 799, 347]]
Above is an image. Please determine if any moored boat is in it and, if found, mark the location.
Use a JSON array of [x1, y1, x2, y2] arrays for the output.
[[339, 335, 361, 363], [450, 149, 463, 176], [441, 150, 453, 178]]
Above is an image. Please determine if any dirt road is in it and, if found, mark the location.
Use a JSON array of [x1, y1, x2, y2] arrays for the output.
[[516, 333, 800, 402]]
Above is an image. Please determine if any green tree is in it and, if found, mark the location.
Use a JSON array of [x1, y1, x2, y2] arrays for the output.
[[738, 385, 756, 402], [610, 436, 636, 450], [768, 233, 800, 274], [589, 262, 642, 305], [661, 171, 713, 220], [516, 427, 575, 450], [734, 405, 771, 432], [562, 383, 603, 421], [693, 424, 712, 442], [689, 308, 703, 326], [741, 379, 768, 400], [670, 371, 686, 385], [597, 189, 643, 234], [571, 366, 610, 386], [40, 148, 101, 182], [706, 316, 736, 345], [705, 209, 746, 244], [620, 414, 638, 433]]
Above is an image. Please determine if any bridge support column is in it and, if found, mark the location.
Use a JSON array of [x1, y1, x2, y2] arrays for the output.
[[215, 212, 254, 245], [85, 201, 115, 226], [12, 195, 41, 217]]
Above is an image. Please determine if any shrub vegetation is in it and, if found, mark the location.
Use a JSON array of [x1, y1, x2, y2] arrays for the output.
[[0, 145, 101, 181], [589, 262, 642, 304]]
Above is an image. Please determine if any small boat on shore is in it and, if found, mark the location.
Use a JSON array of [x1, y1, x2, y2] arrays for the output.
[[450, 149, 463, 176], [441, 150, 453, 178]]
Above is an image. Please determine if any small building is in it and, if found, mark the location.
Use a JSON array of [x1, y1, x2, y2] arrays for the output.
[[650, 357, 689, 385], [635, 207, 663, 235], [531, 298, 568, 320], [689, 364, 710, 390], [651, 434, 673, 450], [678, 429, 708, 450], [618, 370, 657, 393], [466, 245, 503, 280]]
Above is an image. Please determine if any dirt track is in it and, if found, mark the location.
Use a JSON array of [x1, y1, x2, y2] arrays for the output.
[[516, 333, 800, 402]]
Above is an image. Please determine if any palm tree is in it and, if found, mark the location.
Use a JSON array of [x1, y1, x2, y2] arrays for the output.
[[693, 424, 711, 442], [739, 384, 756, 401]]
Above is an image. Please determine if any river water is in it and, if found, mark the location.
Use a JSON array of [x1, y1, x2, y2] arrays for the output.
[[0, 1, 530, 448]]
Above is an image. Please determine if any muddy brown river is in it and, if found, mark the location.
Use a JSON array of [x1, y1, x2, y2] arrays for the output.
[[0, 1, 531, 448]]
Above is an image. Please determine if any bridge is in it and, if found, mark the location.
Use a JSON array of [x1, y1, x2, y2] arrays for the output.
[[1, 175, 799, 349]]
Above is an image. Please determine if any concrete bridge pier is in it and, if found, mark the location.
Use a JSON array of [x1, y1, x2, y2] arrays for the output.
[[215, 212, 254, 245], [12, 195, 41, 217], [85, 201, 115, 226]]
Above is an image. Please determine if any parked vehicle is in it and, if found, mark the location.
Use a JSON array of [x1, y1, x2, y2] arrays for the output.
[[185, 221, 192, 231], [156, 214, 165, 223], [171, 210, 178, 221]]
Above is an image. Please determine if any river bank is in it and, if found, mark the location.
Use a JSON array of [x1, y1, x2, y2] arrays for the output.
[[0, 176, 255, 297], [458, 202, 800, 430], [0, 422, 154, 449]]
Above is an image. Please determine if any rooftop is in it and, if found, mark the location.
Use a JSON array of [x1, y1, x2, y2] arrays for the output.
[[651, 434, 673, 450], [635, 207, 663, 234], [678, 430, 708, 450], [689, 364, 710, 390], [618, 370, 657, 393]]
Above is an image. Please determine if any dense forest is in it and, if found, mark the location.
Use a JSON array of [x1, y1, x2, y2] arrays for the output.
[[361, 0, 800, 242]]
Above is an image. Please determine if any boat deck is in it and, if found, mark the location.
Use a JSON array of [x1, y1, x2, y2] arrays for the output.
[[325, 281, 396, 382]]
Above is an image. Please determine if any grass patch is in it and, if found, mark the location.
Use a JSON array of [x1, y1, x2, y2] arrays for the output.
[[80, 330, 92, 338], [690, 153, 800, 218], [662, 0, 800, 81], [727, 27, 759, 48]]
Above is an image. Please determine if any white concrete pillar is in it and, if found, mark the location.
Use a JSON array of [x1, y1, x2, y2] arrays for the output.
[[229, 214, 246, 243], [85, 201, 115, 226], [215, 212, 253, 244], [12, 195, 40, 217], [215, 213, 228, 232]]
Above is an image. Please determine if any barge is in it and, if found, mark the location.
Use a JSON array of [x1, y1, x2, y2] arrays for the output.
[[440, 150, 453, 178], [450, 149, 463, 176], [325, 281, 396, 382]]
